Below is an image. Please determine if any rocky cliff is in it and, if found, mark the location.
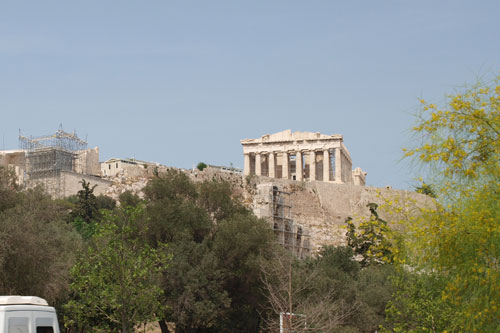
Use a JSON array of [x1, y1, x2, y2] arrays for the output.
[[104, 168, 430, 252]]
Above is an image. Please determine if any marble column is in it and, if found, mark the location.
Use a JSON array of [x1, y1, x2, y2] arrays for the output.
[[244, 153, 251, 176], [323, 149, 330, 182], [269, 152, 276, 178], [335, 147, 342, 183], [309, 151, 316, 181], [296, 151, 303, 181], [255, 153, 262, 176], [282, 152, 289, 179]]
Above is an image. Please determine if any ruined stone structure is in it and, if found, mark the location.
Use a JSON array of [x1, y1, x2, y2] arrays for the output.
[[248, 177, 432, 252], [0, 127, 111, 198], [101, 157, 167, 178], [0, 149, 26, 185], [241, 130, 367, 185], [204, 164, 242, 174]]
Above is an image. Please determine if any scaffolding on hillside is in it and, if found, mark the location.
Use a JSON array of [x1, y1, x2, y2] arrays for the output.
[[19, 125, 88, 196], [271, 186, 311, 258]]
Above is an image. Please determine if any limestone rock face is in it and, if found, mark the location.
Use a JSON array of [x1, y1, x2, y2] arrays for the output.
[[240, 176, 431, 252], [103, 169, 430, 252]]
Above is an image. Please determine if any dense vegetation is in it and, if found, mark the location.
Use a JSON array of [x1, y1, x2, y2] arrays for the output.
[[0, 74, 498, 332], [0, 168, 397, 332], [384, 75, 500, 332]]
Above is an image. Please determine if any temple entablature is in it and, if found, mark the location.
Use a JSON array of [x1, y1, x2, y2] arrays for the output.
[[241, 130, 366, 185]]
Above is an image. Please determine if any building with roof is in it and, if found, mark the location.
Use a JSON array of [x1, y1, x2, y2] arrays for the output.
[[241, 130, 366, 185]]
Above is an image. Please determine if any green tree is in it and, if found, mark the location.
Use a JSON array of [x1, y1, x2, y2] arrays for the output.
[[353, 265, 396, 332], [119, 190, 141, 208], [382, 272, 454, 332], [143, 170, 276, 332], [143, 171, 226, 332], [211, 212, 275, 332], [95, 194, 117, 211], [0, 187, 80, 305], [160, 241, 230, 333], [312, 246, 395, 332], [0, 166, 20, 213], [64, 206, 169, 333], [197, 178, 245, 223], [393, 75, 500, 330], [72, 179, 99, 223], [414, 182, 436, 198], [260, 245, 395, 333], [70, 180, 116, 239], [346, 203, 393, 267], [196, 162, 207, 171]]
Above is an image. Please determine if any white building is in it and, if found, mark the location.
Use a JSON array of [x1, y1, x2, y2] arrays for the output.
[[241, 130, 366, 185]]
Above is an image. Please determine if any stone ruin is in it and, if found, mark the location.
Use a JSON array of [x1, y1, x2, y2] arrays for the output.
[[241, 129, 367, 185], [0, 126, 110, 198]]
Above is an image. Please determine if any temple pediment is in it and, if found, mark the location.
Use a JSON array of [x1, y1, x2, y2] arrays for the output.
[[241, 130, 342, 144]]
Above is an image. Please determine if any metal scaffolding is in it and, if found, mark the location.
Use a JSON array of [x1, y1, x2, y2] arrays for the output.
[[19, 125, 87, 152], [19, 125, 88, 196], [271, 186, 311, 258]]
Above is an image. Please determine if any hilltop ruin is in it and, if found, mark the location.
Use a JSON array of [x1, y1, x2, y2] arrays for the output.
[[241, 129, 367, 185], [0, 127, 430, 253], [0, 126, 110, 198]]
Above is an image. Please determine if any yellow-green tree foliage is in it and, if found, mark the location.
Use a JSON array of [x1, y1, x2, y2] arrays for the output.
[[346, 203, 393, 267], [400, 75, 500, 330]]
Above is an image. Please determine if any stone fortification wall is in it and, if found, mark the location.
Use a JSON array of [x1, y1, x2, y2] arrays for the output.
[[188, 167, 245, 191], [104, 166, 245, 200], [75, 147, 100, 175], [27, 171, 112, 199], [100, 168, 430, 252], [101, 160, 171, 179], [246, 176, 431, 252], [61, 172, 112, 197], [0, 150, 25, 168], [2, 147, 105, 195], [0, 150, 27, 185]]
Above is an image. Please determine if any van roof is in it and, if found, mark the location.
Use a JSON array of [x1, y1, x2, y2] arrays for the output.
[[0, 296, 48, 306]]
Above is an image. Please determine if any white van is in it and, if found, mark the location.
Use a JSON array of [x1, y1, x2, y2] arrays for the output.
[[0, 296, 60, 333]]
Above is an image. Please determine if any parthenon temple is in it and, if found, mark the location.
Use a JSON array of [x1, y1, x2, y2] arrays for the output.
[[241, 130, 367, 185]]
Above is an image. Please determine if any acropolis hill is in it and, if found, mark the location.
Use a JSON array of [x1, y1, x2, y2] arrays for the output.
[[0, 128, 430, 252]]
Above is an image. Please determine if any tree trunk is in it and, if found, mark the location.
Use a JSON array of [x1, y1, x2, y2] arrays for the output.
[[159, 320, 170, 333], [121, 310, 128, 333]]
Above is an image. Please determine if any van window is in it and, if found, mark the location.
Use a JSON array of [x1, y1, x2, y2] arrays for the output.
[[36, 328, 53, 333], [8, 317, 29, 333], [36, 318, 54, 333]]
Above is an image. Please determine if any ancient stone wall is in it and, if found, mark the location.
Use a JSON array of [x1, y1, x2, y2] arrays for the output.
[[0, 150, 27, 184], [61, 172, 112, 197], [246, 176, 431, 252], [26, 171, 112, 198], [98, 168, 430, 253], [75, 147, 100, 175], [101, 158, 170, 178]]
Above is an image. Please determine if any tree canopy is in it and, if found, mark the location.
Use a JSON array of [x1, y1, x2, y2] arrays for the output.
[[65, 206, 168, 333], [142, 170, 276, 332], [0, 175, 80, 306], [386, 75, 500, 331]]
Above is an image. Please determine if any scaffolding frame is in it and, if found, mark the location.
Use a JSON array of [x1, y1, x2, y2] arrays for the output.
[[19, 126, 88, 196], [271, 186, 311, 258], [19, 125, 87, 152]]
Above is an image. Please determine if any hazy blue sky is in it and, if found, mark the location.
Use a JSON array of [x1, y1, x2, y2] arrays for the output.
[[1, 1, 499, 189]]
